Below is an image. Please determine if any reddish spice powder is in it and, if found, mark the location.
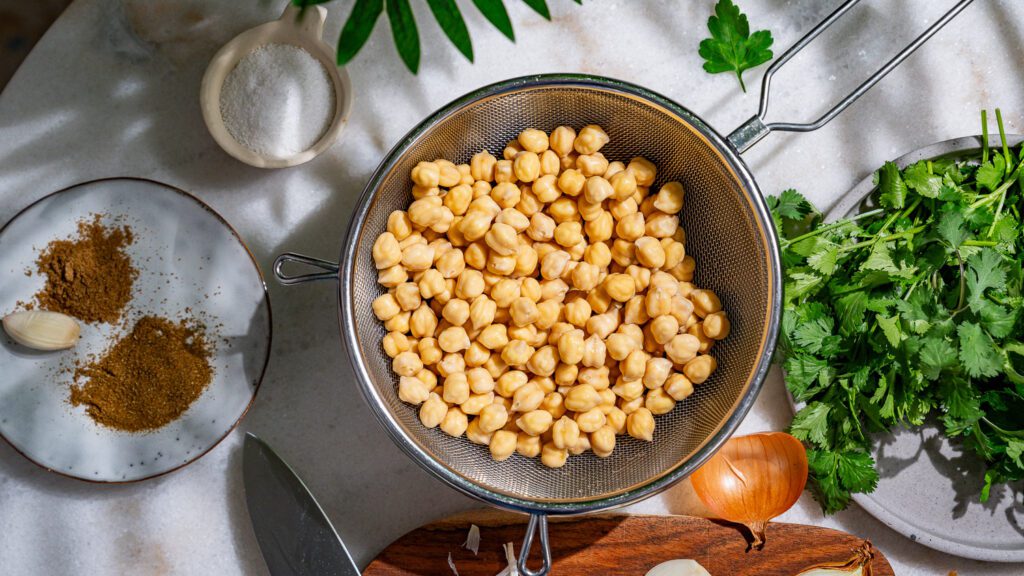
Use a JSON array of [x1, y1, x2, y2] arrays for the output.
[[70, 315, 213, 432], [35, 215, 136, 324]]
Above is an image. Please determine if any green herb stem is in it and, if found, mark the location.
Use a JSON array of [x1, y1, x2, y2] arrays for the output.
[[964, 239, 999, 247], [779, 208, 885, 248], [839, 225, 927, 253], [982, 109, 990, 164]]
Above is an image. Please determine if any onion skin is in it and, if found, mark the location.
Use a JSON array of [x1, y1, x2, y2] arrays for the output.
[[690, 432, 808, 549]]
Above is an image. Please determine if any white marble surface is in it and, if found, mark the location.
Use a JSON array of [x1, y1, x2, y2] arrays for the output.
[[0, 0, 1022, 574]]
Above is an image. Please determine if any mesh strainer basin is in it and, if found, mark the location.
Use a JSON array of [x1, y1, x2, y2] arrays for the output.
[[339, 74, 781, 517]]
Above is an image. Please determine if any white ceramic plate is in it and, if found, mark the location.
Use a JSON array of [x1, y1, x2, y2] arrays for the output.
[[0, 178, 271, 482], [789, 135, 1024, 561]]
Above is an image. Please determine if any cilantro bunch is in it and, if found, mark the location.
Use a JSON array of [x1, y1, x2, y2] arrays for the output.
[[772, 110, 1024, 514]]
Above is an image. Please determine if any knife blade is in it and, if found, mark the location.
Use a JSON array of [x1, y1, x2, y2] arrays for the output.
[[243, 432, 361, 576]]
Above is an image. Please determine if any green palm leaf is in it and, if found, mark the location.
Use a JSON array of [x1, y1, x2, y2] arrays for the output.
[[472, 0, 515, 41], [386, 0, 421, 73], [521, 0, 551, 20], [426, 0, 474, 62], [336, 0, 384, 66]]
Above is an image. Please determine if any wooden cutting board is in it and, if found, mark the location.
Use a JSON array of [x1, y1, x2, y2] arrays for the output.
[[365, 511, 893, 575]]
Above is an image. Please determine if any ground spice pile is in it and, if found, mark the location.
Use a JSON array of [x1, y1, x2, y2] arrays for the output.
[[71, 315, 213, 432], [35, 215, 136, 324]]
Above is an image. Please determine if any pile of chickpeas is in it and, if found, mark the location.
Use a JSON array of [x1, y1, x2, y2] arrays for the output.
[[371, 124, 729, 468]]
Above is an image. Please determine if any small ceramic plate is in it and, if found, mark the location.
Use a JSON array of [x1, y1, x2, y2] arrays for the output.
[[793, 135, 1024, 561], [0, 178, 271, 482]]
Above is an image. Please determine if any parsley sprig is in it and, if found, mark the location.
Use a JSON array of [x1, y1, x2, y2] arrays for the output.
[[773, 110, 1024, 513]]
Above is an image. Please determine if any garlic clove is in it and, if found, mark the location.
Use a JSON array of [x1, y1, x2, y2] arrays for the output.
[[646, 559, 712, 576], [3, 310, 81, 351]]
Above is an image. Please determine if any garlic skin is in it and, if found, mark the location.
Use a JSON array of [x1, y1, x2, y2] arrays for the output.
[[3, 310, 81, 351], [646, 559, 712, 576]]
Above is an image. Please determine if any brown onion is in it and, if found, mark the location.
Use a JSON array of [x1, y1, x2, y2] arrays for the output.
[[690, 431, 808, 549]]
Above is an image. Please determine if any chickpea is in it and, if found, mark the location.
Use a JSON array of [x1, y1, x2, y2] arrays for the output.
[[400, 243, 433, 271], [475, 325, 507, 355], [540, 278, 570, 303], [439, 372, 468, 405], [597, 387, 617, 410], [493, 370, 527, 398], [574, 124, 610, 155], [435, 298, 467, 326], [584, 242, 612, 269], [372, 233, 402, 269], [393, 283, 420, 312], [520, 277, 542, 302], [548, 416, 579, 450], [626, 157, 657, 187], [466, 418, 494, 445], [590, 425, 617, 457], [645, 387, 676, 415], [604, 332, 634, 361], [377, 265, 408, 288], [568, 434, 591, 456], [614, 211, 645, 242], [527, 345, 558, 377], [467, 150, 495, 181], [527, 298, 557, 330], [503, 139, 524, 161], [619, 395, 644, 415], [554, 361, 578, 386], [483, 354, 508, 379], [418, 393, 448, 428], [586, 311, 618, 340], [553, 221, 583, 248], [517, 409, 554, 436], [438, 326, 470, 353], [690, 289, 722, 319], [509, 128, 547, 153], [507, 379, 545, 413], [548, 197, 579, 223], [503, 296, 537, 328], [581, 175, 612, 204], [438, 352, 467, 378], [434, 406, 467, 438], [582, 334, 607, 368], [665, 333, 700, 365], [382, 331, 411, 358], [501, 339, 534, 367], [559, 298, 588, 330], [384, 311, 411, 333], [625, 265, 651, 293], [465, 366, 496, 394], [490, 278, 520, 308], [491, 181, 521, 209], [604, 168, 635, 201], [512, 151, 540, 183], [517, 433, 543, 457], [487, 252, 516, 276], [642, 357, 672, 390], [557, 169, 586, 197], [633, 237, 665, 270], [564, 384, 601, 412], [700, 311, 730, 340], [549, 126, 576, 156], [434, 159, 461, 187], [461, 241, 486, 270], [622, 295, 648, 325], [577, 152, 609, 178], [552, 328, 583, 365], [531, 174, 560, 204], [623, 407, 654, 441], [661, 240, 685, 271], [478, 223, 515, 258], [480, 429, 516, 462], [583, 211, 613, 243], [373, 293, 401, 321], [603, 274, 636, 302], [478, 403, 509, 433], [387, 210, 413, 241], [578, 366, 610, 390], [662, 373, 693, 401], [647, 314, 678, 345], [417, 337, 443, 365], [618, 349, 647, 382], [683, 354, 717, 384], [645, 212, 678, 239], [610, 239, 636, 267], [494, 159, 516, 184], [406, 304, 435, 338], [398, 377, 431, 408], [541, 442, 569, 468], [540, 250, 571, 280], [411, 161, 441, 188], [612, 377, 644, 401], [514, 243, 539, 277], [533, 149, 557, 175], [526, 212, 556, 243], [651, 181, 684, 214], [451, 271, 482, 301]]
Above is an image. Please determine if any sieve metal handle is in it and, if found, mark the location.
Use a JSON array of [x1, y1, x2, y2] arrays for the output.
[[273, 252, 339, 285], [518, 514, 552, 576], [726, 0, 975, 153]]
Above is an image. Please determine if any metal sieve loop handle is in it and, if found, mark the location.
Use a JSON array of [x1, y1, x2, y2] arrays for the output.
[[727, 0, 975, 153], [273, 252, 339, 285], [518, 514, 552, 576]]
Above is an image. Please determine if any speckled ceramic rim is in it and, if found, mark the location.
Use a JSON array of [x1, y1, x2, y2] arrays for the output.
[[338, 74, 783, 515], [0, 177, 273, 484], [818, 134, 1024, 563]]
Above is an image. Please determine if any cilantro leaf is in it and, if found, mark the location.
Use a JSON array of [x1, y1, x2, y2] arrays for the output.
[[876, 314, 903, 348], [966, 250, 1008, 313], [807, 243, 839, 275], [862, 242, 900, 274], [773, 189, 812, 220], [878, 161, 908, 209], [837, 450, 880, 494], [937, 209, 969, 248], [903, 161, 943, 198], [698, 0, 774, 92], [976, 154, 1006, 192], [918, 336, 958, 380], [790, 402, 831, 447], [957, 322, 1002, 378]]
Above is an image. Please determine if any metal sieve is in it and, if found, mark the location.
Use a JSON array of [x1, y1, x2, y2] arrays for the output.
[[275, 2, 970, 573]]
